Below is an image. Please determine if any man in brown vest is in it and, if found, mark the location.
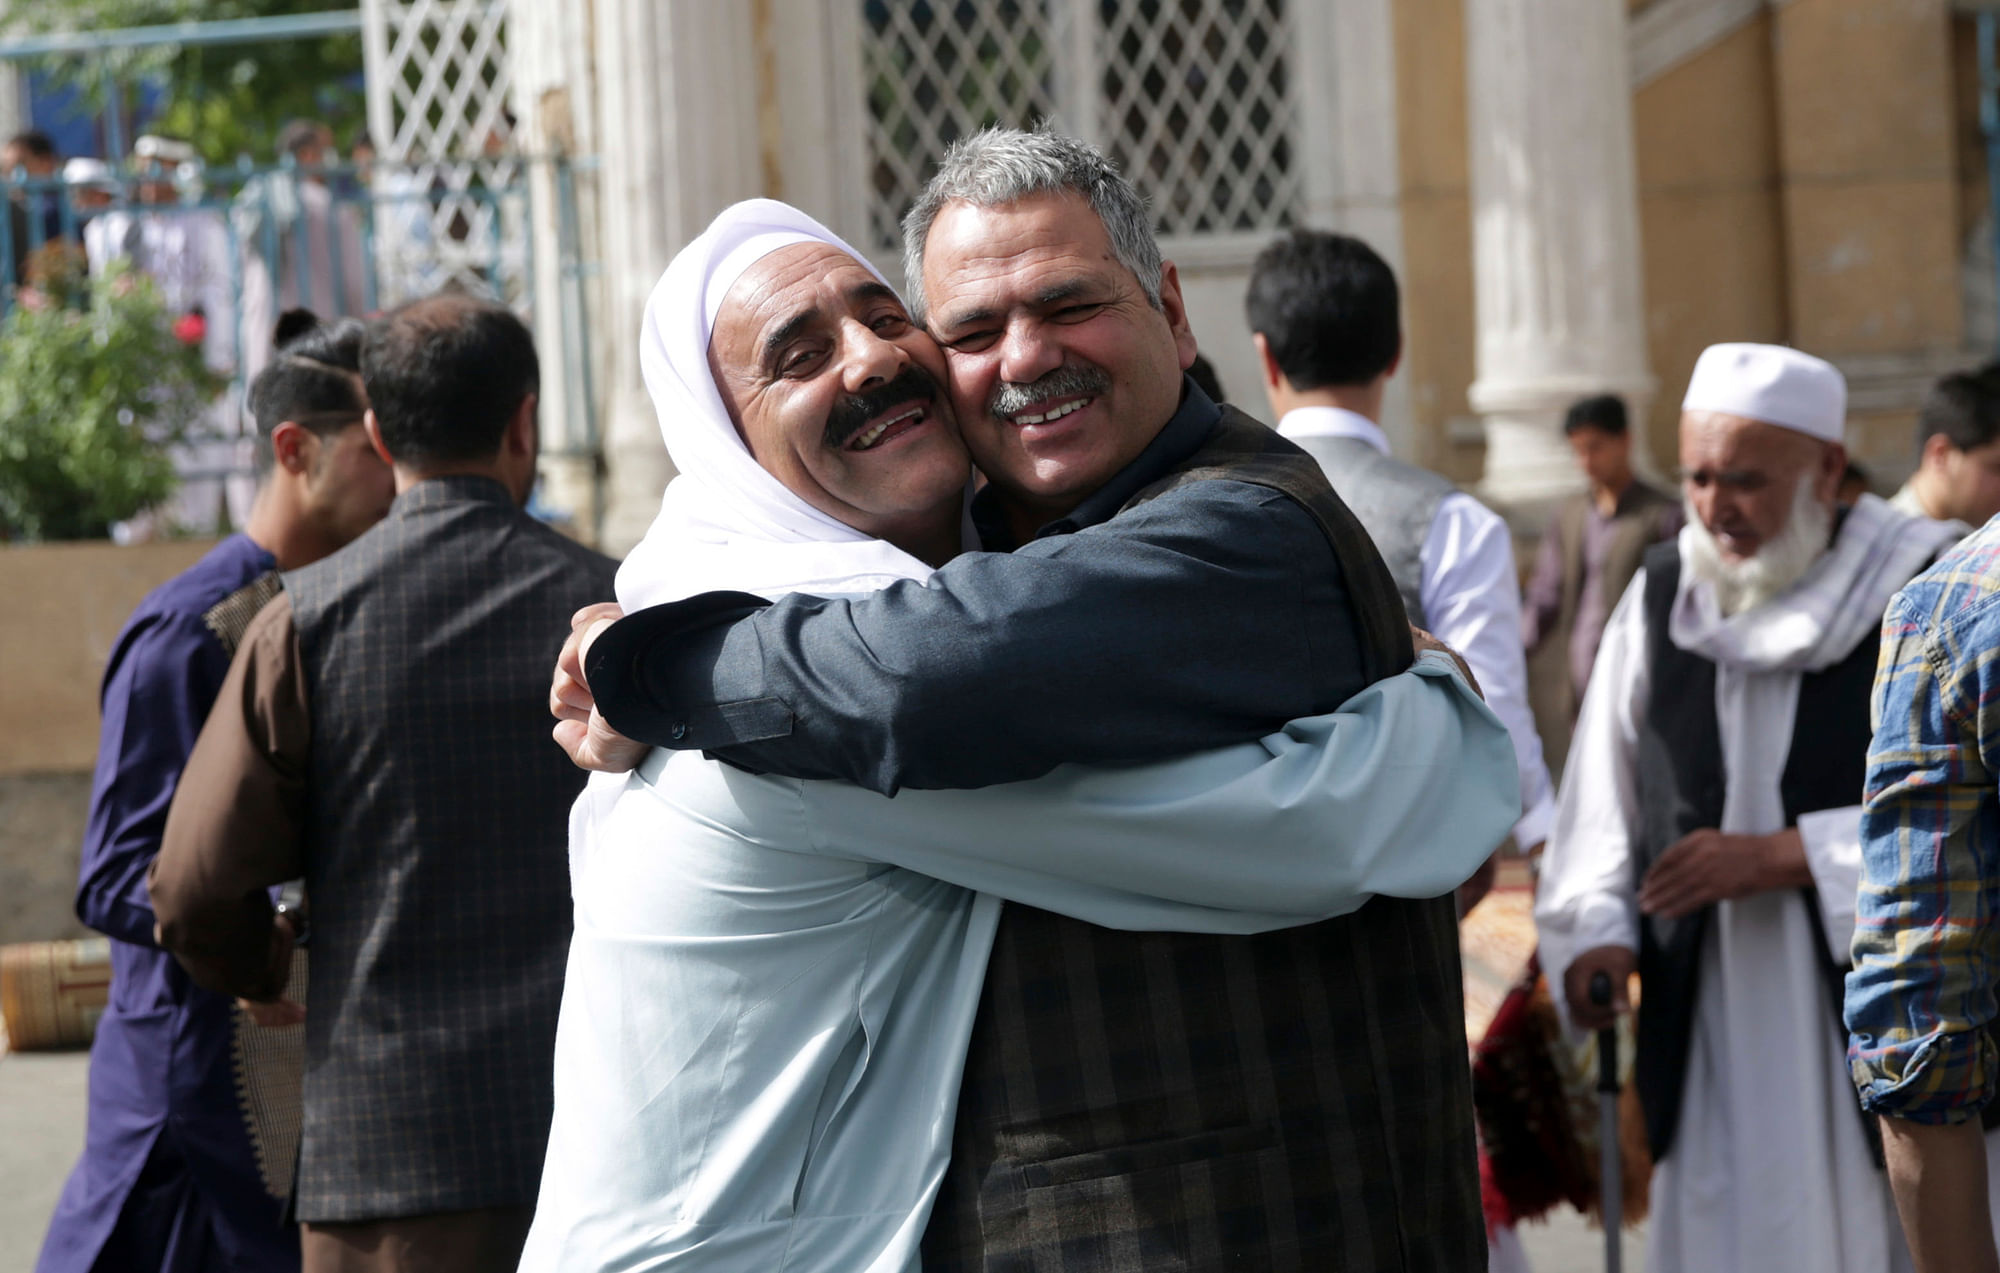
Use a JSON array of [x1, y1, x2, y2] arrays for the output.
[[566, 128, 1488, 1269], [1520, 393, 1679, 777]]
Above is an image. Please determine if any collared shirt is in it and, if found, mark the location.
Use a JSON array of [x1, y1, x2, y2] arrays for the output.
[[1890, 479, 1935, 522], [1847, 515, 2000, 1124], [590, 381, 1382, 794], [1276, 405, 1557, 848]]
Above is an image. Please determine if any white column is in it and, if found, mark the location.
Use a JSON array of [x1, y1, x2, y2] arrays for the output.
[[1292, 0, 1413, 458], [0, 2, 23, 142], [1464, 0, 1654, 517], [592, 0, 762, 555], [0, 68, 23, 141], [511, 0, 601, 537]]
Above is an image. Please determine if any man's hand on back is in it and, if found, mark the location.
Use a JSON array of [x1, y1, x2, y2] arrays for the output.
[[1455, 851, 1499, 917], [551, 603, 650, 773], [1411, 626, 1482, 699]]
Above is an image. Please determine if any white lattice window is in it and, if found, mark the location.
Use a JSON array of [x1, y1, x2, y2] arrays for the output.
[[360, 0, 524, 305], [859, 0, 1299, 253]]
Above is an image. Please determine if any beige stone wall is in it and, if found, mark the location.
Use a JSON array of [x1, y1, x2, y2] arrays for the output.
[[0, 540, 215, 944], [0, 772, 90, 945], [0, 540, 216, 777], [1633, 12, 1790, 478], [1391, 0, 1480, 484], [1774, 0, 1961, 359], [1613, 2, 1964, 486]]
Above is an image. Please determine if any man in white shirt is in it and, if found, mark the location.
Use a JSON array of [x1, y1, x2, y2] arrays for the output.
[[1245, 228, 1556, 884], [1536, 342, 1963, 1273]]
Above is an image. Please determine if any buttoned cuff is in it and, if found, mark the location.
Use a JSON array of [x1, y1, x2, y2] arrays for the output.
[[588, 591, 795, 751]]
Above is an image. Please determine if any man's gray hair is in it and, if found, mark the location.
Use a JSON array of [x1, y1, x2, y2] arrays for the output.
[[900, 126, 1163, 326]]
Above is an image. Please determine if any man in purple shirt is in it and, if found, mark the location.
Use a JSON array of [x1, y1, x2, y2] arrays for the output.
[[37, 317, 392, 1273], [1521, 393, 1680, 777]]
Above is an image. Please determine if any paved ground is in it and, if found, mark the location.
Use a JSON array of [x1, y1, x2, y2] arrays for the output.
[[1520, 1212, 1646, 1271], [1, 1049, 88, 1273], [0, 1045, 1639, 1272]]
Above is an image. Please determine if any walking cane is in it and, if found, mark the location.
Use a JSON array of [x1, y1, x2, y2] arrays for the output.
[[1589, 970, 1623, 1273]]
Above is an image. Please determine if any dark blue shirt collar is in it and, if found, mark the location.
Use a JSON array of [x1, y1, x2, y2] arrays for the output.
[[971, 375, 1221, 550]]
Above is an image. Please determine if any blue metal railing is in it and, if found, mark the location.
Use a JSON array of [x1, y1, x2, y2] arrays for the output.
[[0, 152, 602, 513]]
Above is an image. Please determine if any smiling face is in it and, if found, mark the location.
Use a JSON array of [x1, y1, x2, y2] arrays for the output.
[[921, 191, 1197, 525], [707, 243, 970, 545], [1679, 409, 1840, 562]]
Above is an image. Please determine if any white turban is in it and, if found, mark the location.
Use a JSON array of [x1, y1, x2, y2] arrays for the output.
[[1681, 342, 1847, 444], [615, 199, 949, 611]]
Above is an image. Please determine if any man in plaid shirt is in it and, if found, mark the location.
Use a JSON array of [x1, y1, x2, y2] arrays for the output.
[[1850, 516, 2000, 1273]]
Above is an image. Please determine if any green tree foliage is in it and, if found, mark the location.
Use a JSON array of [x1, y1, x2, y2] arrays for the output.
[[0, 257, 224, 540], [6, 0, 366, 165]]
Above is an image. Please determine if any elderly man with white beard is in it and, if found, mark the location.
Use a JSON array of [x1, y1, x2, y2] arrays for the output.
[[1535, 342, 1963, 1273]]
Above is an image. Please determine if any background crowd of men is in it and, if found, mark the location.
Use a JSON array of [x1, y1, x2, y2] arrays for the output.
[[4, 121, 384, 538], [27, 121, 2000, 1272]]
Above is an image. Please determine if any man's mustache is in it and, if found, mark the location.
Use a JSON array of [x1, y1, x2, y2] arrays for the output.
[[988, 363, 1112, 421], [823, 365, 942, 449]]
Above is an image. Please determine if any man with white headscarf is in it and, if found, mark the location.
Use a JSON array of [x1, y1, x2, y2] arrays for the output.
[[1536, 342, 1964, 1271], [521, 199, 1519, 1271]]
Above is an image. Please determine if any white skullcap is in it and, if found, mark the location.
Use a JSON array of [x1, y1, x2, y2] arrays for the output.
[[1681, 342, 1847, 444], [62, 157, 116, 189]]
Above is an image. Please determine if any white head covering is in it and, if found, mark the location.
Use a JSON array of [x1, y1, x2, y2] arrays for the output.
[[62, 157, 117, 190], [615, 199, 949, 611], [1681, 342, 1847, 443]]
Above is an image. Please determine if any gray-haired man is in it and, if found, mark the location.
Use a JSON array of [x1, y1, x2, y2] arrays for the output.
[[574, 129, 1484, 1269]]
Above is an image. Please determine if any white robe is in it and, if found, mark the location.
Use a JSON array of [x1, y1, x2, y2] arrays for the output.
[[1538, 559, 2000, 1272]]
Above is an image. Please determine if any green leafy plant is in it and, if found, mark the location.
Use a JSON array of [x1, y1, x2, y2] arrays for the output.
[[7, 0, 367, 165], [0, 259, 225, 541]]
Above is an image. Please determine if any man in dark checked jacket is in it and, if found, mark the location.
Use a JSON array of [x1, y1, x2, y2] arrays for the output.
[[150, 295, 617, 1273], [571, 130, 1482, 1270]]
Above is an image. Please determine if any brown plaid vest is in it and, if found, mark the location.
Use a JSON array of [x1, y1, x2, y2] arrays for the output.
[[921, 409, 1482, 1271]]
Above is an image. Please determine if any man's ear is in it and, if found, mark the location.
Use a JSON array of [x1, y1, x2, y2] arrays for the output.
[[270, 420, 312, 474], [1157, 259, 1199, 372], [363, 409, 395, 467], [1252, 331, 1284, 392], [1921, 432, 1956, 472], [1385, 331, 1404, 381], [507, 392, 539, 459]]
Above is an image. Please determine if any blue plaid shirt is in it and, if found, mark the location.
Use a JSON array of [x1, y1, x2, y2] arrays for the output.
[[1848, 516, 2000, 1125]]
